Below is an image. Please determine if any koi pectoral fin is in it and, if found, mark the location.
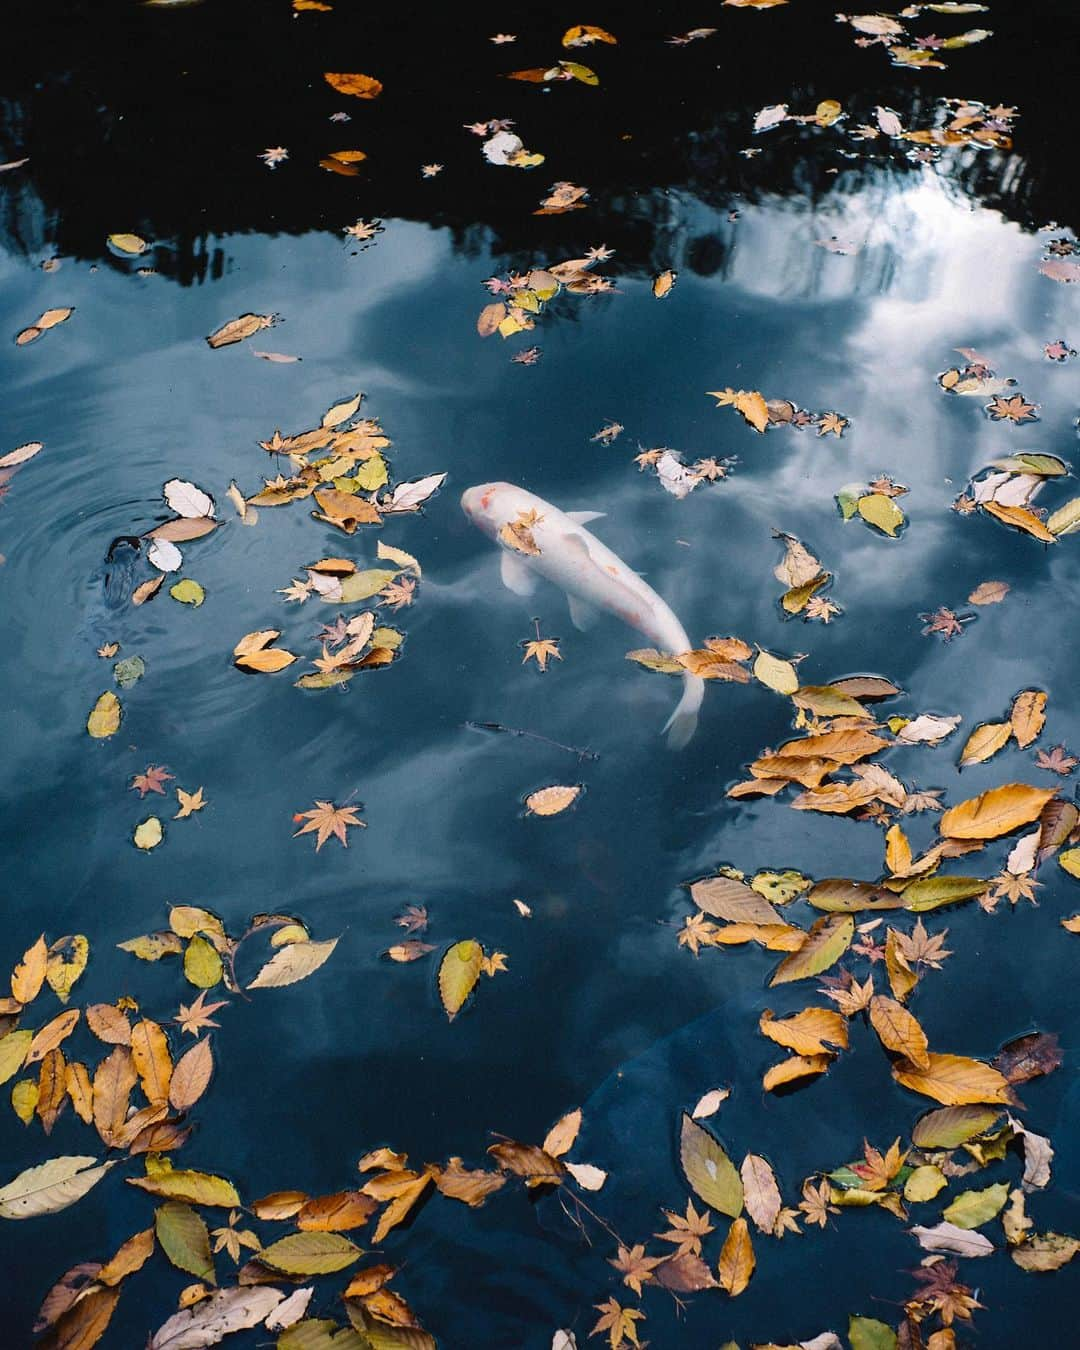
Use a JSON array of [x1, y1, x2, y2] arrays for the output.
[[500, 551, 537, 597], [568, 594, 600, 631], [566, 510, 606, 525]]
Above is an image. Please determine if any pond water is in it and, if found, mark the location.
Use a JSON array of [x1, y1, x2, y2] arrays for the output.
[[2, 2, 1079, 1347]]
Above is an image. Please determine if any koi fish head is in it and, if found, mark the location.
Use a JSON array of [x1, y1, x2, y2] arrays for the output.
[[460, 482, 517, 537]]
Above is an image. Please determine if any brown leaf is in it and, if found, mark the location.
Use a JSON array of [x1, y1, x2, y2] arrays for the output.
[[92, 1045, 137, 1147], [39, 1285, 119, 1350], [992, 1032, 1062, 1085], [86, 1004, 132, 1046], [98, 1228, 155, 1286], [759, 1007, 849, 1056], [434, 1158, 507, 1207], [1010, 690, 1047, 748], [169, 1038, 214, 1112], [131, 1018, 173, 1104], [297, 1190, 379, 1231], [689, 875, 782, 924], [324, 72, 383, 98]]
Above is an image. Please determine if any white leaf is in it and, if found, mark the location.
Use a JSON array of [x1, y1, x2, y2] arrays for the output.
[[150, 1287, 285, 1350], [148, 538, 184, 573], [306, 570, 343, 599], [992, 473, 1042, 508], [247, 937, 339, 990], [552, 1333, 578, 1350], [264, 1287, 314, 1331], [565, 1161, 607, 1191], [691, 1087, 730, 1119], [896, 714, 962, 745], [1009, 1115, 1054, 1192], [483, 131, 525, 165], [971, 471, 1011, 503], [0, 441, 43, 468], [875, 106, 903, 137], [801, 1336, 843, 1350], [386, 472, 447, 512], [909, 1222, 994, 1257], [0, 1155, 115, 1219], [163, 478, 215, 519], [656, 450, 701, 499], [1006, 830, 1040, 877], [754, 103, 789, 133]]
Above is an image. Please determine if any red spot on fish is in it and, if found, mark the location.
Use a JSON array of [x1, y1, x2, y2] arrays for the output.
[[480, 488, 495, 510]]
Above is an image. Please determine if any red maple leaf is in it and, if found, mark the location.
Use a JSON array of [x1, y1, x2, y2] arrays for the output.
[[131, 765, 174, 797]]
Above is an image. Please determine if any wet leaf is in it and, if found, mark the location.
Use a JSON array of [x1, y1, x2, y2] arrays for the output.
[[740, 1155, 782, 1234], [762, 1054, 832, 1091], [1012, 1232, 1080, 1272], [148, 1287, 286, 1349], [869, 996, 929, 1068], [893, 1053, 1014, 1106], [323, 72, 382, 98], [170, 579, 205, 607], [248, 938, 339, 990], [438, 940, 483, 1020], [157, 1202, 217, 1284], [939, 784, 1056, 839], [717, 1217, 754, 1295], [848, 1317, 897, 1350], [87, 691, 121, 738], [959, 722, 1011, 766], [206, 314, 275, 348], [769, 915, 854, 985], [170, 1038, 214, 1111], [943, 1182, 1009, 1229], [128, 1157, 239, 1207], [759, 1008, 848, 1056], [912, 1105, 1003, 1149], [0, 1155, 115, 1219], [679, 1113, 743, 1217], [525, 784, 582, 816]]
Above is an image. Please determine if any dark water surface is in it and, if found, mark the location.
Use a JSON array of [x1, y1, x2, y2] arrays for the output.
[[2, 2, 1080, 1346]]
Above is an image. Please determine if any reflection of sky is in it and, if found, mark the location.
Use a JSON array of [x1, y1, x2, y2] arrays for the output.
[[2, 166, 1080, 1344]]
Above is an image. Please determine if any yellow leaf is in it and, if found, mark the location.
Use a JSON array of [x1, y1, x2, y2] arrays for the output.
[[321, 392, 363, 427], [869, 995, 929, 1069], [653, 269, 676, 298], [438, 940, 482, 1020], [1010, 690, 1046, 748], [108, 233, 148, 255], [323, 72, 383, 99], [759, 1007, 848, 1056], [232, 630, 279, 657], [939, 783, 1056, 840], [753, 649, 799, 694], [885, 928, 918, 1003], [959, 722, 1012, 766], [11, 1079, 37, 1124], [679, 1113, 743, 1216], [718, 1217, 755, 1296], [46, 935, 89, 1003], [87, 691, 122, 738], [131, 1019, 173, 1104], [376, 540, 421, 575], [857, 493, 905, 536], [525, 784, 582, 816], [982, 500, 1057, 542], [904, 1165, 947, 1202], [12, 935, 48, 1004], [885, 824, 913, 876], [170, 579, 205, 606], [769, 915, 854, 985], [234, 648, 297, 673], [762, 1054, 832, 1091], [893, 1053, 1014, 1106], [562, 24, 617, 46], [543, 1109, 582, 1158], [734, 390, 769, 432]]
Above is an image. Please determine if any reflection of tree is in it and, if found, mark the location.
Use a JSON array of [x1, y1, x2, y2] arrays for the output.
[[0, 0, 1062, 284]]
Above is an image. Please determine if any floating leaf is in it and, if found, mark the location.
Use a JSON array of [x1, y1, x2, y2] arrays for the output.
[[939, 784, 1056, 839], [170, 579, 205, 607], [893, 1053, 1014, 1106], [1012, 1233, 1080, 1272], [848, 1317, 897, 1350], [869, 996, 929, 1069], [87, 692, 121, 738], [323, 72, 382, 98], [717, 1217, 754, 1296], [525, 784, 582, 816], [247, 938, 339, 990], [769, 915, 854, 985], [679, 1113, 743, 1217], [912, 1105, 1003, 1149], [148, 1288, 286, 1350], [959, 722, 1011, 766], [134, 817, 164, 851], [753, 649, 800, 695], [156, 1202, 216, 1284], [438, 940, 483, 1020], [258, 1232, 361, 1275], [857, 494, 905, 536], [128, 1157, 239, 1207], [943, 1182, 1009, 1230], [109, 233, 148, 255], [0, 1155, 114, 1219]]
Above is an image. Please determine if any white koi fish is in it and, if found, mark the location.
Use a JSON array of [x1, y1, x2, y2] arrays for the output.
[[461, 481, 704, 748]]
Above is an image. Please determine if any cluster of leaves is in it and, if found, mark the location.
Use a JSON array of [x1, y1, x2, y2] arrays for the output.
[[707, 387, 848, 438], [477, 250, 615, 354], [835, 8, 992, 71], [836, 476, 908, 537], [954, 450, 1080, 543]]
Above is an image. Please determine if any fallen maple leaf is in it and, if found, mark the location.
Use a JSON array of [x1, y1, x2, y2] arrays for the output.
[[591, 1297, 644, 1348], [131, 766, 174, 797], [920, 607, 972, 641], [174, 990, 229, 1037], [609, 1244, 664, 1296], [379, 578, 415, 609], [174, 787, 206, 819], [1035, 744, 1077, 775], [816, 411, 848, 437], [293, 799, 366, 850], [521, 635, 562, 671], [985, 393, 1038, 422], [655, 1199, 714, 1257], [395, 905, 428, 933]]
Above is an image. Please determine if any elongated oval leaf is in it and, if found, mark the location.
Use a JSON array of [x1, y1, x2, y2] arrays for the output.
[[0, 1155, 115, 1219], [769, 915, 854, 985], [156, 1201, 216, 1283], [893, 1053, 1014, 1106], [257, 1231, 361, 1275], [679, 1113, 742, 1217], [248, 938, 339, 990], [438, 941, 483, 1020], [939, 784, 1056, 840]]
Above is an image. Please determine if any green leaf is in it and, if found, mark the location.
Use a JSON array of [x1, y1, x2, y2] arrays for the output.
[[170, 579, 205, 606], [336, 569, 399, 603], [184, 936, 223, 989], [369, 626, 403, 650], [836, 483, 862, 520], [848, 1315, 897, 1350], [113, 655, 146, 688], [279, 1321, 369, 1350], [750, 870, 811, 905], [792, 686, 868, 718], [438, 940, 483, 1020], [769, 914, 854, 985], [0, 1031, 32, 1086], [1059, 849, 1080, 879], [352, 453, 389, 491], [991, 453, 1068, 476], [857, 493, 905, 537], [0, 1155, 115, 1219], [257, 1231, 361, 1275], [912, 1105, 1002, 1149], [1047, 497, 1080, 537], [128, 1156, 239, 1207], [903, 1165, 947, 1202], [901, 876, 989, 912], [155, 1201, 216, 1284], [679, 1113, 743, 1217], [942, 1182, 1009, 1229]]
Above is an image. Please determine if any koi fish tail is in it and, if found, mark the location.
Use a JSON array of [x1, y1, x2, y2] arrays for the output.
[[663, 672, 705, 750]]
